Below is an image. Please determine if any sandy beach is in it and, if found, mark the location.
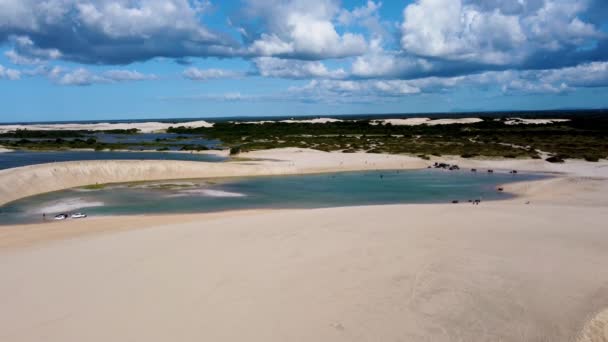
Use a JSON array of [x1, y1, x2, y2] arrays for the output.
[[1, 149, 608, 341]]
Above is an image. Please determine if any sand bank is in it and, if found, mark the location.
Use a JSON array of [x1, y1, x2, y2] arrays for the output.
[[0, 120, 213, 133]]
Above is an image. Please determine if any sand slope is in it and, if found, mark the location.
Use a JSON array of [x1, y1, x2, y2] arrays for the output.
[[1, 203, 608, 341]]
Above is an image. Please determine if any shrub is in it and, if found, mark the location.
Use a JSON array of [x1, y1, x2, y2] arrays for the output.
[[230, 146, 242, 155], [584, 155, 600, 162], [461, 153, 477, 158], [546, 155, 565, 163]]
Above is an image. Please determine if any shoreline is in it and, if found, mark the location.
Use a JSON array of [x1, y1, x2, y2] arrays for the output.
[[1, 147, 607, 206]]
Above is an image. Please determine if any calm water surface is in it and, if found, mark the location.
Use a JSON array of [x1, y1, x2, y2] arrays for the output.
[[0, 150, 226, 170], [0, 169, 546, 225]]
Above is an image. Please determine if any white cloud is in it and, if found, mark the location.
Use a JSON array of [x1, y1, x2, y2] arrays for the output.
[[47, 67, 157, 86], [401, 0, 526, 64], [243, 0, 368, 59], [4, 35, 62, 65], [400, 0, 601, 65], [0, 64, 21, 80], [0, 0, 236, 64], [182, 67, 244, 80], [103, 70, 157, 82], [56, 68, 105, 86], [253, 57, 346, 79], [286, 61, 608, 101]]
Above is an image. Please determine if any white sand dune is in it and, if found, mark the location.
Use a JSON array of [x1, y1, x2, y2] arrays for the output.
[[0, 120, 213, 133], [504, 117, 571, 125], [235, 118, 343, 124], [371, 118, 483, 126]]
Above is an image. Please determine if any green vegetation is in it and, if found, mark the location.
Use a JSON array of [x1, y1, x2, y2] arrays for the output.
[[0, 137, 130, 151], [4, 112, 607, 162], [81, 183, 106, 190], [179, 144, 209, 151], [229, 146, 242, 155], [169, 113, 608, 161]]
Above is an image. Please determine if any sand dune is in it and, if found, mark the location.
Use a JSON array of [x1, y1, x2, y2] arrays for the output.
[[0, 120, 213, 133], [1, 203, 608, 341], [504, 118, 571, 125], [371, 118, 483, 126]]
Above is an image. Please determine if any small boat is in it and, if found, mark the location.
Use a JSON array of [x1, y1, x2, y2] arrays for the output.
[[54, 214, 68, 220], [71, 213, 87, 219]]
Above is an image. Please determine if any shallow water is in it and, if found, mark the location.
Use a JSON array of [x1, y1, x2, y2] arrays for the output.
[[0, 169, 546, 225], [0, 150, 226, 170]]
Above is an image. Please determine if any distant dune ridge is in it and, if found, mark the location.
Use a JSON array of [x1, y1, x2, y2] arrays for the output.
[[0, 117, 574, 135], [0, 120, 214, 133]]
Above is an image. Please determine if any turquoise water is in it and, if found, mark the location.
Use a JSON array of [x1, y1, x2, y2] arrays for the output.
[[0, 150, 226, 170], [0, 170, 545, 225]]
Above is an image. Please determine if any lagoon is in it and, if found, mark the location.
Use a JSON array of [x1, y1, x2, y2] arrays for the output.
[[0, 169, 545, 225], [0, 150, 226, 170]]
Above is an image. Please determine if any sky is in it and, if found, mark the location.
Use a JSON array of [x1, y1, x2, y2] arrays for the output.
[[0, 0, 607, 122]]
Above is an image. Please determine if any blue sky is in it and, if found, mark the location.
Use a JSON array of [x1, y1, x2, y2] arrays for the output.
[[1, 0, 607, 122]]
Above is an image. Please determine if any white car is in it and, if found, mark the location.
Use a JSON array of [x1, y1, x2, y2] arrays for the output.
[[54, 214, 68, 220], [71, 213, 87, 219]]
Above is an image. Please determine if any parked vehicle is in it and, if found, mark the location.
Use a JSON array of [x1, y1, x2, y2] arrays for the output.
[[54, 214, 68, 220], [71, 213, 87, 219]]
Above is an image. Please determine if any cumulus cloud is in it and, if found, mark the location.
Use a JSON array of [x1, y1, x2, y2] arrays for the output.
[[400, 0, 603, 66], [241, 0, 368, 59], [253, 57, 347, 79], [0, 0, 606, 99], [0, 64, 21, 80], [285, 61, 608, 101], [47, 68, 157, 86], [182, 67, 244, 80], [0, 0, 238, 64]]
